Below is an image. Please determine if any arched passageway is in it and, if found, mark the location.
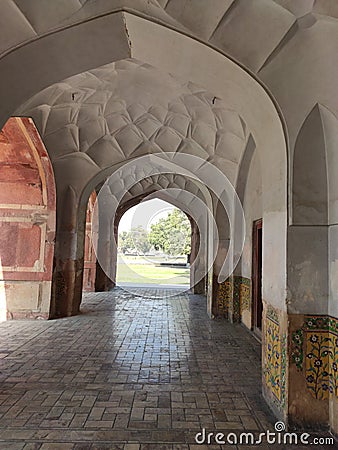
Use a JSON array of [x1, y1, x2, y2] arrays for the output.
[[0, 117, 55, 319], [0, 0, 337, 440], [83, 191, 97, 293], [115, 200, 192, 290]]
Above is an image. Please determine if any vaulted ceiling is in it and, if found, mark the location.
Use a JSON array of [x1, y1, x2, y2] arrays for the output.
[[2, 0, 337, 76], [17, 59, 246, 175], [2, 0, 336, 224]]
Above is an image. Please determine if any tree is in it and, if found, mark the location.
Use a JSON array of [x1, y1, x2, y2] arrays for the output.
[[118, 226, 151, 254], [149, 208, 191, 256], [131, 226, 151, 254], [118, 231, 133, 254]]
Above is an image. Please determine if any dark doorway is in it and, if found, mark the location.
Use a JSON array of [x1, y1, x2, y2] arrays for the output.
[[252, 219, 263, 336]]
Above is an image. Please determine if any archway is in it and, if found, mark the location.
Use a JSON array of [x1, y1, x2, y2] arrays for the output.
[[0, 117, 56, 319], [83, 191, 97, 292], [86, 170, 213, 298], [288, 104, 338, 428], [1, 0, 338, 436], [116, 199, 192, 291], [5, 14, 288, 428]]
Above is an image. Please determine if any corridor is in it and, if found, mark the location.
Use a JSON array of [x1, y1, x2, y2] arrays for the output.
[[0, 289, 330, 449], [0, 288, 334, 450]]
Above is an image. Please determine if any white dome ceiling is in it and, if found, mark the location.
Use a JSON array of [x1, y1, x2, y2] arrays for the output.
[[17, 58, 246, 181]]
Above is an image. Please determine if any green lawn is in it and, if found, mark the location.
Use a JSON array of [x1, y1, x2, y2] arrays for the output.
[[119, 255, 187, 264], [116, 255, 189, 285]]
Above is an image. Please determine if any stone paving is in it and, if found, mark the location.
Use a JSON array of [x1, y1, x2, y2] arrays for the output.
[[0, 288, 335, 449]]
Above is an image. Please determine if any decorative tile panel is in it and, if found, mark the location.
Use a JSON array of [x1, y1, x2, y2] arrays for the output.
[[330, 332, 338, 397], [216, 276, 250, 320], [264, 309, 286, 407], [290, 315, 338, 400], [291, 328, 304, 371], [232, 276, 241, 322], [280, 333, 287, 408], [305, 330, 330, 400], [216, 278, 233, 317], [267, 305, 279, 323], [239, 277, 251, 311]]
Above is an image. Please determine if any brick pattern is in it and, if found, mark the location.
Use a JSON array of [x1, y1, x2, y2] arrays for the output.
[[0, 288, 332, 448]]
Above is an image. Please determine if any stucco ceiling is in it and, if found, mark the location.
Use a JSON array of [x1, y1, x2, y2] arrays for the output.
[[2, 0, 337, 73], [2, 0, 331, 221], [17, 58, 246, 187]]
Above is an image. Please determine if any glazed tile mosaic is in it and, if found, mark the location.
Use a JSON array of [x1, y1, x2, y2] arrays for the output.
[[216, 277, 232, 317], [306, 330, 331, 400], [291, 328, 304, 371], [291, 315, 338, 400], [267, 305, 279, 324], [264, 313, 286, 407], [216, 276, 251, 320], [232, 277, 241, 322], [239, 277, 251, 311]]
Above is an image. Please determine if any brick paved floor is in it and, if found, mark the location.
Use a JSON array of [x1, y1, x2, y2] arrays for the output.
[[0, 288, 335, 449]]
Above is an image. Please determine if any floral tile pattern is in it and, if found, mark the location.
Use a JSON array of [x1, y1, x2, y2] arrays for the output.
[[290, 315, 338, 400], [267, 305, 279, 323], [232, 277, 241, 322], [239, 277, 251, 311], [264, 316, 286, 406], [216, 276, 251, 320], [305, 331, 331, 399], [291, 328, 304, 371], [330, 333, 338, 397], [216, 278, 233, 316], [280, 333, 287, 408]]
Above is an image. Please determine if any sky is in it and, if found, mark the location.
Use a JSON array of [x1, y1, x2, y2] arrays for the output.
[[118, 198, 175, 233]]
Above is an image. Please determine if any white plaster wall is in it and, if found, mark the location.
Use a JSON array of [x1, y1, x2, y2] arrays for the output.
[[325, 108, 338, 320], [329, 225, 338, 318], [214, 200, 230, 279], [241, 150, 262, 328], [263, 210, 287, 311], [287, 226, 328, 315], [260, 19, 338, 154], [242, 150, 263, 278], [239, 144, 288, 317]]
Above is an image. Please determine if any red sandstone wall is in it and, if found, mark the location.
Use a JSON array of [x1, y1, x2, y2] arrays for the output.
[[83, 191, 97, 292], [0, 117, 56, 319]]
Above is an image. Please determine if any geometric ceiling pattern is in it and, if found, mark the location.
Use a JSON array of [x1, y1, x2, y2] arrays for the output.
[[118, 173, 207, 209], [17, 59, 246, 178], [2, 0, 335, 73], [7, 0, 334, 216]]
